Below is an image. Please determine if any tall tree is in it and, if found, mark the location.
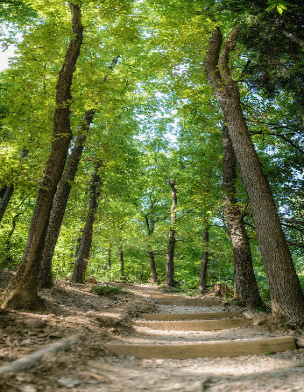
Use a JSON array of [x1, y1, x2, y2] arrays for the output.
[[2, 2, 84, 310], [205, 26, 304, 322], [145, 204, 157, 284], [166, 180, 177, 287], [199, 222, 209, 294], [222, 125, 264, 308], [71, 160, 103, 283], [0, 185, 14, 222], [38, 109, 95, 289]]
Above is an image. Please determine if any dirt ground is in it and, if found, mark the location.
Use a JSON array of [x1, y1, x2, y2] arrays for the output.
[[0, 270, 156, 392], [1, 270, 304, 392]]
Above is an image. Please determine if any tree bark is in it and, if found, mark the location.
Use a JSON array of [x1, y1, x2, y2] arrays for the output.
[[119, 246, 124, 279], [0, 149, 28, 223], [38, 110, 95, 289], [166, 180, 177, 287], [222, 125, 264, 308], [205, 27, 304, 322], [71, 161, 102, 283], [199, 224, 209, 294], [107, 246, 112, 270], [1, 3, 84, 310], [145, 209, 157, 284], [148, 250, 157, 283], [281, 29, 304, 49], [0, 185, 14, 223]]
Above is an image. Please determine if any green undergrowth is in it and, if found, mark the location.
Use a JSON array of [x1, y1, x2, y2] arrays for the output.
[[92, 285, 123, 297]]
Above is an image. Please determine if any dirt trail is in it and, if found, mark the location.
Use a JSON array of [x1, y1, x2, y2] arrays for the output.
[[0, 272, 304, 391]]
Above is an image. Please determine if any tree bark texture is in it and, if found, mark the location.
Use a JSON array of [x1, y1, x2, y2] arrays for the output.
[[145, 211, 157, 283], [38, 109, 95, 289], [107, 247, 112, 270], [205, 27, 304, 322], [71, 161, 103, 283], [2, 3, 84, 310], [222, 126, 264, 308], [119, 246, 124, 279], [199, 224, 209, 294], [0, 149, 28, 223], [148, 250, 157, 284], [281, 29, 304, 49], [0, 185, 14, 223], [166, 180, 177, 287]]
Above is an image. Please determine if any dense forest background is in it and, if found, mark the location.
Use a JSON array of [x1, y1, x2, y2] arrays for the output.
[[1, 0, 304, 320]]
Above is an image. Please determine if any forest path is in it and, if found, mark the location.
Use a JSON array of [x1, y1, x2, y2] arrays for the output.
[[102, 284, 304, 391], [1, 276, 304, 392]]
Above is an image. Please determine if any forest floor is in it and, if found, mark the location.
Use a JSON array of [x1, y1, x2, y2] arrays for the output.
[[0, 270, 304, 392]]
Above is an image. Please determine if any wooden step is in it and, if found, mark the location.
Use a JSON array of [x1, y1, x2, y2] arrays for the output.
[[154, 298, 221, 306], [140, 310, 242, 321], [135, 317, 249, 331], [105, 336, 296, 359]]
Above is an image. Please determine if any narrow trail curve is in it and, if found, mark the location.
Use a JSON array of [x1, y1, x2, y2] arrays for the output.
[[96, 284, 304, 392]]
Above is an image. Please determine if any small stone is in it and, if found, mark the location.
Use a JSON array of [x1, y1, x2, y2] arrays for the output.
[[57, 378, 81, 388], [18, 385, 37, 392], [252, 317, 267, 326], [243, 311, 254, 319], [24, 318, 47, 329], [20, 339, 32, 346], [49, 333, 63, 338]]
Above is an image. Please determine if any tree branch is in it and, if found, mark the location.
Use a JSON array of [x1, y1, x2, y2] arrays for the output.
[[204, 27, 223, 91], [249, 130, 304, 155], [218, 27, 239, 84], [281, 29, 304, 49]]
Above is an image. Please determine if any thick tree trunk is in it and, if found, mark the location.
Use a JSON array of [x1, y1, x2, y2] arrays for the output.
[[222, 126, 264, 308], [0, 185, 14, 223], [71, 161, 102, 283], [166, 180, 177, 287], [205, 27, 304, 322], [1, 3, 83, 310], [38, 110, 95, 289], [199, 224, 209, 294], [148, 250, 157, 284]]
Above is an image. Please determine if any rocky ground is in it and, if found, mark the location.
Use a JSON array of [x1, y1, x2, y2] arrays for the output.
[[0, 270, 304, 392]]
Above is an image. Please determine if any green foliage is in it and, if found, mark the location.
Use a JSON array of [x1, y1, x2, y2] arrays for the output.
[[265, 0, 292, 14], [92, 285, 123, 296], [0, 0, 304, 310]]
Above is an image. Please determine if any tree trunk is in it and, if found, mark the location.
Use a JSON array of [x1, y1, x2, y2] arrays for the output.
[[145, 210, 157, 284], [0, 185, 14, 223], [0, 149, 29, 223], [107, 246, 112, 270], [166, 180, 177, 287], [205, 27, 304, 322], [199, 224, 209, 294], [1, 3, 83, 310], [119, 246, 124, 279], [222, 125, 264, 308], [148, 250, 157, 284], [38, 110, 95, 289], [71, 161, 102, 283]]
